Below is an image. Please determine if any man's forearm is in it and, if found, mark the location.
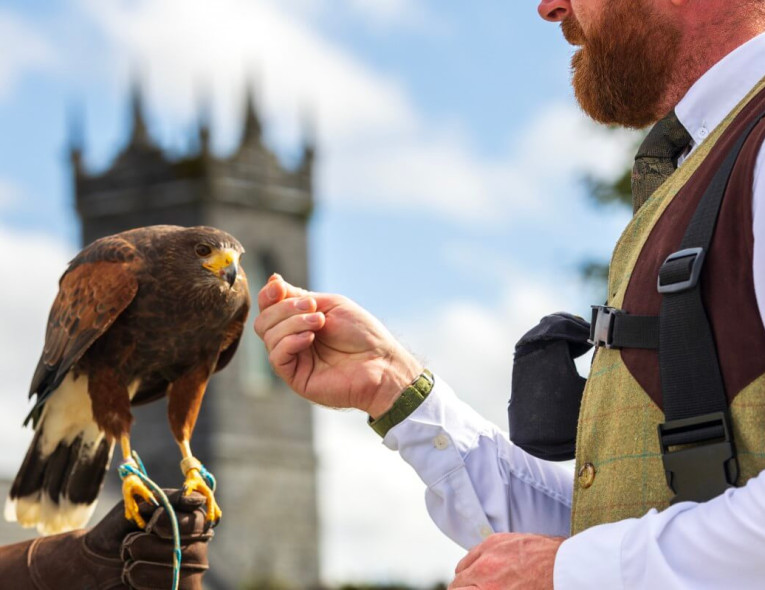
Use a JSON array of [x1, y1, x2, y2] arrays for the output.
[[382, 375, 573, 548], [0, 531, 120, 590], [0, 538, 37, 589]]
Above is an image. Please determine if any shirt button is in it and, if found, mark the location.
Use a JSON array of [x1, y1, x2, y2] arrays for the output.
[[433, 434, 450, 450], [578, 462, 596, 489], [697, 126, 709, 139], [479, 525, 493, 539]]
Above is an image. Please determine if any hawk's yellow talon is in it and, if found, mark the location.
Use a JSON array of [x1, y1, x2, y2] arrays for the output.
[[183, 468, 222, 522], [122, 473, 156, 528]]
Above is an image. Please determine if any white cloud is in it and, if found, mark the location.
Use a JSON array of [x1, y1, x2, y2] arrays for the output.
[[0, 225, 73, 475], [266, 0, 437, 30], [327, 101, 638, 224], [0, 11, 55, 101], [322, 125, 508, 222], [339, 0, 434, 29], [392, 266, 581, 427], [316, 409, 465, 586], [77, 0, 417, 148]]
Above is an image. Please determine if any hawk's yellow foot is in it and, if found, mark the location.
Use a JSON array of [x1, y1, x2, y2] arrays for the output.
[[183, 467, 222, 523], [121, 472, 157, 528]]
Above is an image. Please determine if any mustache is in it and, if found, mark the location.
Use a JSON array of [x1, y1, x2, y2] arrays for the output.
[[561, 17, 585, 46]]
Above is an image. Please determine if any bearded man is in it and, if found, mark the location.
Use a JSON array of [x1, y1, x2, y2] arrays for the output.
[[256, 0, 765, 588]]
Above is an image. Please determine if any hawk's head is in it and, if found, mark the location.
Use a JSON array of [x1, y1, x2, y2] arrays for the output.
[[169, 227, 246, 291]]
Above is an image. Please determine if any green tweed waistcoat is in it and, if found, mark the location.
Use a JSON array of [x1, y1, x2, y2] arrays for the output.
[[571, 76, 765, 535]]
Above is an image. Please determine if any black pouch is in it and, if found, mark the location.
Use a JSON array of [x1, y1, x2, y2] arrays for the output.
[[508, 312, 593, 461]]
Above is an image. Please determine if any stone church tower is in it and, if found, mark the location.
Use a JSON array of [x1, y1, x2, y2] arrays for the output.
[[69, 85, 320, 589]]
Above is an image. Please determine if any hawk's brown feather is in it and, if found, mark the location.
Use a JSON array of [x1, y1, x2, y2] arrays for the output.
[[28, 246, 142, 426]]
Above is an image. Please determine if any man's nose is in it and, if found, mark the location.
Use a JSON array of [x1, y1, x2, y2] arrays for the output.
[[537, 0, 572, 22]]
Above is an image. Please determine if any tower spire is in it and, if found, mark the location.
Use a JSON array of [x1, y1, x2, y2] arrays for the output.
[[299, 103, 316, 177], [67, 101, 85, 175], [241, 83, 262, 145], [196, 88, 212, 156], [128, 77, 152, 148]]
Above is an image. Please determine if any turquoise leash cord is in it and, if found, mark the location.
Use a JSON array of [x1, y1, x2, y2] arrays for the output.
[[118, 452, 182, 590], [197, 463, 216, 493]]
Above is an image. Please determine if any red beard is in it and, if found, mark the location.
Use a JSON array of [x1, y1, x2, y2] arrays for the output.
[[563, 1, 681, 128]]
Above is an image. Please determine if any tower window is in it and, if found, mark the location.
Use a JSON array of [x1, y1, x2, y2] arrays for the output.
[[239, 250, 279, 395]]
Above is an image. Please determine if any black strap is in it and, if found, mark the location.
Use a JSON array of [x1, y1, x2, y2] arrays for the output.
[[658, 112, 765, 421], [654, 110, 765, 503], [613, 313, 659, 349], [589, 306, 659, 349]]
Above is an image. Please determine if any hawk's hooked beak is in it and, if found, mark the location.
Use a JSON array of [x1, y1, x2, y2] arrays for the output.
[[203, 248, 239, 287]]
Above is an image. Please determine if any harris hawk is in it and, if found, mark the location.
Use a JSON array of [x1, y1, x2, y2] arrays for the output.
[[5, 225, 250, 534]]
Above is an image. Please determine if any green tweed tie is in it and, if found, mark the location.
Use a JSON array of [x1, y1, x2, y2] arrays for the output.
[[631, 110, 692, 213]]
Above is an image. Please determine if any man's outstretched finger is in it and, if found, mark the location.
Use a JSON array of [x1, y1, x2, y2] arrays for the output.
[[257, 275, 309, 312], [257, 277, 285, 312], [255, 296, 318, 339], [262, 312, 325, 353]]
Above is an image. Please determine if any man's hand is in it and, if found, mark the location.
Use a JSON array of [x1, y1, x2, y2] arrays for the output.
[[0, 490, 213, 590], [115, 490, 213, 589], [254, 274, 422, 418], [450, 533, 564, 590]]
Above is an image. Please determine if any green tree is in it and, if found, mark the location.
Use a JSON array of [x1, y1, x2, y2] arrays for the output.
[[580, 131, 646, 287]]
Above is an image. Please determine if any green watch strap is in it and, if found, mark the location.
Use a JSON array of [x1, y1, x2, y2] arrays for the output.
[[368, 369, 435, 438]]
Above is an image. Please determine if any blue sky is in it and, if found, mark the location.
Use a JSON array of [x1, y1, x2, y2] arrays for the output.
[[0, 0, 637, 585]]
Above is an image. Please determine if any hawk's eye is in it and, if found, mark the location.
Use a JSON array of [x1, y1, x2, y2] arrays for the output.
[[195, 244, 212, 257]]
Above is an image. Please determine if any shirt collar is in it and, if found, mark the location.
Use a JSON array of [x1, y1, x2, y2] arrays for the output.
[[675, 31, 765, 150]]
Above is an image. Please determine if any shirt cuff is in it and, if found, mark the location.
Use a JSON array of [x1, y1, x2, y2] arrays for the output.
[[382, 375, 494, 457], [554, 518, 635, 590]]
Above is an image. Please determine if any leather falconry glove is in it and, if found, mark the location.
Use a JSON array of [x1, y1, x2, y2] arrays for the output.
[[0, 489, 213, 590]]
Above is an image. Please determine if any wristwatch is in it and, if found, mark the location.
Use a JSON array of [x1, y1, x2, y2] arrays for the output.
[[368, 369, 435, 437]]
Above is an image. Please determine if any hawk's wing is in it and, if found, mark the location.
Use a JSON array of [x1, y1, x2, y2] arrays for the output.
[[26, 237, 142, 426]]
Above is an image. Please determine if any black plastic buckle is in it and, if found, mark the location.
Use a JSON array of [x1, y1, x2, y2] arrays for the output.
[[657, 247, 706, 294], [658, 412, 739, 504], [588, 305, 622, 349]]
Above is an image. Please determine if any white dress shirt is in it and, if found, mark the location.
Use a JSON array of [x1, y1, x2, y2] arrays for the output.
[[385, 32, 765, 589]]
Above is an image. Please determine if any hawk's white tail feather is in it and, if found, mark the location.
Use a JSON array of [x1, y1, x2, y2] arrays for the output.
[[6, 373, 114, 535]]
